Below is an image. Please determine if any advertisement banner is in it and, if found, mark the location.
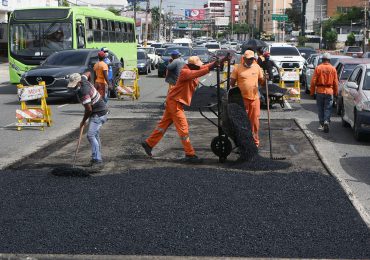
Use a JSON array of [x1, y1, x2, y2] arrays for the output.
[[184, 9, 205, 20]]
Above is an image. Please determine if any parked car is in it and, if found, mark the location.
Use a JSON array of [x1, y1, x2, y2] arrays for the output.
[[343, 46, 363, 57], [20, 49, 122, 100], [304, 54, 351, 94], [335, 58, 370, 114], [192, 47, 211, 64], [138, 46, 159, 70], [297, 47, 316, 60], [362, 52, 370, 58], [157, 46, 192, 77], [155, 48, 166, 56], [341, 63, 370, 140], [150, 43, 163, 49], [137, 50, 151, 75], [204, 43, 221, 53]]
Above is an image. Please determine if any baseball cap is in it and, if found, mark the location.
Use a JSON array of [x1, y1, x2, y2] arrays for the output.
[[188, 56, 203, 66], [67, 73, 82, 88], [322, 52, 331, 59], [170, 50, 180, 56], [101, 47, 108, 52], [98, 51, 106, 58], [244, 50, 255, 59]]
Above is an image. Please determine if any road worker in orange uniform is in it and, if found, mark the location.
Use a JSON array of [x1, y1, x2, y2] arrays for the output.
[[310, 52, 338, 133], [141, 55, 228, 163], [230, 50, 265, 147]]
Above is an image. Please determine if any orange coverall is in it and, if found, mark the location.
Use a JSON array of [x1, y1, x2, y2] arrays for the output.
[[310, 62, 339, 96], [145, 63, 213, 156], [231, 62, 265, 147]]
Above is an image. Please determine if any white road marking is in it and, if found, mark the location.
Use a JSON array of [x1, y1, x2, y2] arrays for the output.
[[284, 99, 292, 110], [57, 104, 69, 109], [2, 122, 15, 128], [289, 144, 298, 154]]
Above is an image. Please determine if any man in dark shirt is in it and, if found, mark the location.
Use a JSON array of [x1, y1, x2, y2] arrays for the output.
[[67, 73, 108, 167]]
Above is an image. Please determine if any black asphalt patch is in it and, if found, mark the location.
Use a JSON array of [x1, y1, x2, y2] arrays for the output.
[[0, 168, 369, 258], [3, 119, 370, 258]]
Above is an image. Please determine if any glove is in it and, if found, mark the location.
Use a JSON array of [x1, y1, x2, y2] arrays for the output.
[[209, 61, 219, 70]]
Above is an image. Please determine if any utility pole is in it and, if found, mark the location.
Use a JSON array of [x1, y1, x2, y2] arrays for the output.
[[363, 0, 368, 52], [133, 0, 137, 31], [282, 0, 286, 42], [143, 0, 150, 47], [157, 0, 163, 42], [167, 5, 175, 42], [259, 0, 264, 37], [301, 0, 308, 37]]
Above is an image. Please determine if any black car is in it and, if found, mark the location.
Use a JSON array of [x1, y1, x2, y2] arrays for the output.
[[20, 49, 122, 99], [155, 48, 166, 56], [297, 47, 316, 60], [137, 50, 151, 75], [192, 47, 211, 64]]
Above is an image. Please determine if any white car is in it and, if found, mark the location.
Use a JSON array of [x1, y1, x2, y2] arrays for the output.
[[265, 43, 305, 83], [341, 63, 370, 141], [228, 41, 238, 51], [138, 47, 159, 70], [204, 43, 221, 53]]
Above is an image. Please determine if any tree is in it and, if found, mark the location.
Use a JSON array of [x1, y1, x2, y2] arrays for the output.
[[61, 0, 69, 6], [346, 33, 356, 46], [285, 8, 301, 30], [325, 30, 338, 49], [107, 7, 121, 15], [151, 6, 160, 40]]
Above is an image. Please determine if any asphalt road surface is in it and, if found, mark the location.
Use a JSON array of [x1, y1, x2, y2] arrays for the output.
[[0, 65, 370, 258]]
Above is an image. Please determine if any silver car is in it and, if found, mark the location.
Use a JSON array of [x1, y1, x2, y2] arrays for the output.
[[341, 64, 370, 140]]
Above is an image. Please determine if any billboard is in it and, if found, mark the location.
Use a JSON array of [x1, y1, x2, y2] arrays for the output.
[[184, 9, 205, 20], [215, 17, 229, 26]]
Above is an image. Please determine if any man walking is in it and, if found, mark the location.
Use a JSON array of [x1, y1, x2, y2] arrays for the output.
[[67, 73, 108, 167], [230, 50, 265, 147], [310, 53, 338, 133], [165, 50, 185, 93], [101, 47, 114, 99], [94, 51, 111, 103], [141, 56, 228, 162]]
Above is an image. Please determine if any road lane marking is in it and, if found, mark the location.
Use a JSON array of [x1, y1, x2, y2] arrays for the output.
[[284, 99, 292, 110], [289, 144, 298, 154], [2, 122, 15, 129], [58, 104, 69, 109]]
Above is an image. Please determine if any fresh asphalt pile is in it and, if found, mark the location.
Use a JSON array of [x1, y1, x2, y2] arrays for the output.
[[0, 168, 369, 258]]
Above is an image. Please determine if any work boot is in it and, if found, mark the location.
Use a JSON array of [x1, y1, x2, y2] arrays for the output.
[[318, 124, 324, 131], [141, 141, 152, 157], [90, 159, 104, 170], [183, 155, 203, 163], [323, 121, 329, 133]]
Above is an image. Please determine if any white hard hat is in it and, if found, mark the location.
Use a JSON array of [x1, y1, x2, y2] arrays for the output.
[[322, 53, 331, 60]]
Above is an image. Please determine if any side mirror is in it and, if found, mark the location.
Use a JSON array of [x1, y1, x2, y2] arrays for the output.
[[347, 81, 358, 89], [157, 53, 162, 56], [308, 64, 314, 69], [301, 52, 306, 56]]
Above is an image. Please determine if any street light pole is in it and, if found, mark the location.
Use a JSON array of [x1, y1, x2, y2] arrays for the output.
[[157, 0, 163, 42], [252, 4, 257, 39], [143, 0, 150, 47]]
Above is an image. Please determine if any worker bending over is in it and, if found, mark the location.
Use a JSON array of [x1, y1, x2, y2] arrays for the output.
[[230, 50, 265, 147], [142, 55, 228, 163]]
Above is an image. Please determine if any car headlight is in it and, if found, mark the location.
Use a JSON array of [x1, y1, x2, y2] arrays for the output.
[[274, 61, 281, 67], [359, 101, 370, 111], [138, 63, 146, 67]]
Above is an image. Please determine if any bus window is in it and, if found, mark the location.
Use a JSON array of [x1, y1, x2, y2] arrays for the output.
[[102, 19, 109, 42], [128, 23, 134, 42], [76, 23, 85, 48], [122, 22, 128, 42], [86, 17, 93, 43], [93, 18, 101, 42], [114, 21, 121, 42], [109, 20, 116, 42]]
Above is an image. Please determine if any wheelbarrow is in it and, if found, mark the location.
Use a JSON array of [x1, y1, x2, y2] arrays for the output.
[[259, 83, 287, 108]]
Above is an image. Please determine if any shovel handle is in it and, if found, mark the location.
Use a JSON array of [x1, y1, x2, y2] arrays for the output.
[[73, 124, 85, 167]]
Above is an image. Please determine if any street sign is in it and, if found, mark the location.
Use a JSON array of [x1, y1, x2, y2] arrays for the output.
[[272, 14, 288, 22], [177, 23, 188, 28]]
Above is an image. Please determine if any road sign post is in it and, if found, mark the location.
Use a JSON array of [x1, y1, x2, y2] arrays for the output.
[[272, 14, 288, 22]]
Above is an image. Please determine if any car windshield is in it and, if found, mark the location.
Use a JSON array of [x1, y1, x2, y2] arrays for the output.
[[10, 22, 72, 57], [270, 47, 300, 56], [348, 47, 362, 52], [151, 43, 162, 48], [138, 48, 155, 54], [216, 50, 233, 56], [163, 48, 191, 56], [193, 49, 208, 55], [340, 64, 358, 80], [155, 49, 165, 55], [318, 57, 339, 66], [43, 51, 89, 66], [205, 44, 220, 49], [364, 70, 370, 90], [137, 52, 146, 59]]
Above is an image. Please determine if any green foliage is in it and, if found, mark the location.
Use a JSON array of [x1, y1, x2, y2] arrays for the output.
[[298, 36, 308, 46], [285, 8, 301, 30], [107, 7, 121, 16], [346, 32, 356, 46], [61, 0, 69, 6], [334, 7, 363, 24], [325, 30, 338, 49]]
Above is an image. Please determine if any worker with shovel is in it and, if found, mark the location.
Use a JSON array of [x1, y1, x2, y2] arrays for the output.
[[142, 55, 229, 162], [67, 73, 108, 168], [230, 50, 265, 148]]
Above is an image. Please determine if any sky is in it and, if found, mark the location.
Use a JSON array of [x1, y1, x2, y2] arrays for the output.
[[147, 0, 204, 15]]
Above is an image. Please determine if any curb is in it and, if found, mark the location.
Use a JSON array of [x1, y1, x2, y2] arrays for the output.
[[294, 118, 370, 229]]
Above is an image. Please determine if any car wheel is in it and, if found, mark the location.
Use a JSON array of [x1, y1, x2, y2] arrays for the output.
[[341, 107, 350, 127], [353, 113, 363, 141]]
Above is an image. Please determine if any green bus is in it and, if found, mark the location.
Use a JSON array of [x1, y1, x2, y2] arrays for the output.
[[8, 6, 137, 83]]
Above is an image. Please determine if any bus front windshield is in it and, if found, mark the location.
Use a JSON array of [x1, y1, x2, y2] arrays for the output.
[[10, 22, 72, 57]]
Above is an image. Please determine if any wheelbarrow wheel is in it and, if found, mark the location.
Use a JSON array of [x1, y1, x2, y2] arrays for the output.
[[211, 135, 232, 159]]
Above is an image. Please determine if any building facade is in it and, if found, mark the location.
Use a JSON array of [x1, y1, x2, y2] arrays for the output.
[[327, 0, 365, 17], [204, 0, 231, 22], [231, 0, 240, 23]]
